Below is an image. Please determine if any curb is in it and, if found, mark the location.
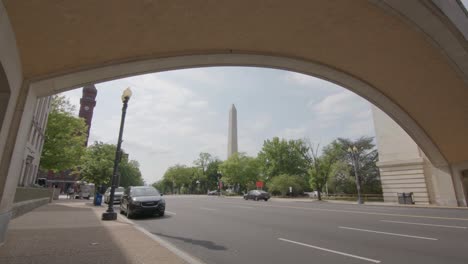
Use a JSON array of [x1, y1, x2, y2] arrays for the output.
[[117, 214, 206, 264]]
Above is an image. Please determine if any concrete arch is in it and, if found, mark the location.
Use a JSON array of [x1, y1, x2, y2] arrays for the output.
[[30, 53, 448, 167]]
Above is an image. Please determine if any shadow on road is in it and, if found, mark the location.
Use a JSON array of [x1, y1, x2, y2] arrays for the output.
[[153, 232, 228, 251]]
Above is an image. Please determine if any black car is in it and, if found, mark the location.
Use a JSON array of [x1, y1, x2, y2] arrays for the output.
[[120, 186, 165, 218], [244, 190, 270, 201]]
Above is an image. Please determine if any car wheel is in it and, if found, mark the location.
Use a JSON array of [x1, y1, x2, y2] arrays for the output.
[[126, 205, 133, 219], [119, 204, 124, 214], [255, 196, 259, 201], [264, 198, 268, 201], [159, 211, 165, 217]]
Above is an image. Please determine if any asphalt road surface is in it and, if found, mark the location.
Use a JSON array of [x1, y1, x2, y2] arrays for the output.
[[129, 196, 468, 264]]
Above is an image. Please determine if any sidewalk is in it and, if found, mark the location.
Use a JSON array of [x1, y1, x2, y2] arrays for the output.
[[0, 199, 188, 264]]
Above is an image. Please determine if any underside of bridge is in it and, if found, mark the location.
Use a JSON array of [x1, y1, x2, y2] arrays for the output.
[[0, 0, 467, 244]]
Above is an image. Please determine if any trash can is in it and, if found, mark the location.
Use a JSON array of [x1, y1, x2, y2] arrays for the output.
[[94, 193, 103, 206], [397, 193, 405, 204], [397, 192, 414, 204], [404, 192, 414, 204]]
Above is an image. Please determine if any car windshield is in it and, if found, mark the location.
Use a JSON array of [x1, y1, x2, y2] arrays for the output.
[[131, 188, 160, 196]]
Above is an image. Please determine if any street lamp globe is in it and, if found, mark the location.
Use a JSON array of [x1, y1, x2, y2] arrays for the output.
[[353, 146, 358, 152], [121, 87, 132, 102], [347, 147, 352, 153]]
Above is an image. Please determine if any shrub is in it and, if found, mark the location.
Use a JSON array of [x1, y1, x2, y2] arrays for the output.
[[267, 174, 307, 196]]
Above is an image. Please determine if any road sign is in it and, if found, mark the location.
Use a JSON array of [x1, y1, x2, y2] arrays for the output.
[[256, 181, 264, 188]]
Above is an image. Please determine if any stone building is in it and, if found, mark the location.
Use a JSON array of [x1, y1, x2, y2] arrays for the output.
[[372, 106, 466, 206], [18, 96, 51, 186]]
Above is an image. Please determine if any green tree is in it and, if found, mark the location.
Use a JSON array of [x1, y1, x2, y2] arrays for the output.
[[162, 164, 195, 194], [193, 152, 217, 193], [40, 95, 87, 172], [80, 142, 143, 187], [193, 152, 212, 175], [305, 141, 340, 200], [267, 174, 307, 196], [153, 179, 172, 194], [205, 159, 222, 191], [328, 137, 382, 194], [119, 160, 144, 187], [80, 142, 115, 186], [257, 137, 309, 179], [219, 153, 260, 193]]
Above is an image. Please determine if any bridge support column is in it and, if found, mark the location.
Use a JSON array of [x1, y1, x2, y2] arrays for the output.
[[0, 0, 25, 246], [0, 86, 37, 245], [427, 164, 458, 206]]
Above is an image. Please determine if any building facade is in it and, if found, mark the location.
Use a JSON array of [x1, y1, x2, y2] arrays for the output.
[[18, 96, 51, 186], [372, 106, 466, 206]]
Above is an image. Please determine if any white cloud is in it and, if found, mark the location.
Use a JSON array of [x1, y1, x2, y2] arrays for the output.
[[60, 68, 377, 184], [278, 127, 307, 140]]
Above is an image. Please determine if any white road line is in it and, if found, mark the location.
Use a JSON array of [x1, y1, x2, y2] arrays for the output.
[[219, 201, 468, 221], [165, 210, 177, 215], [200, 207, 217, 211], [339, 226, 438, 240], [278, 238, 381, 263], [380, 220, 467, 229]]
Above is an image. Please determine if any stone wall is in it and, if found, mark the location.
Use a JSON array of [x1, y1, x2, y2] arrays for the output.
[[378, 159, 431, 204], [13, 187, 52, 203]]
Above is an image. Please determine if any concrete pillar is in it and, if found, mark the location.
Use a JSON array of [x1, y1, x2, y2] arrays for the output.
[[449, 162, 468, 207], [0, 1, 24, 245], [0, 87, 37, 245], [427, 164, 458, 206]]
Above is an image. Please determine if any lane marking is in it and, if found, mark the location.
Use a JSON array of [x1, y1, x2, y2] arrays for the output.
[[200, 207, 217, 211], [339, 226, 438, 240], [165, 210, 177, 215], [278, 238, 381, 263], [380, 220, 467, 229], [217, 201, 468, 221]]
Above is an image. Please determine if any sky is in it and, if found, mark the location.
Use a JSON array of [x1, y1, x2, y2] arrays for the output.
[[61, 67, 375, 184]]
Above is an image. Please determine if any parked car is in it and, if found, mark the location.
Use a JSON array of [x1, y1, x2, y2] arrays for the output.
[[244, 190, 271, 201], [104, 187, 125, 204], [120, 186, 165, 218], [74, 181, 94, 199], [207, 190, 220, 196]]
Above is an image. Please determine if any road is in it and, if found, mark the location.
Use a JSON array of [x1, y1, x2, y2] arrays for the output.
[[129, 196, 468, 264]]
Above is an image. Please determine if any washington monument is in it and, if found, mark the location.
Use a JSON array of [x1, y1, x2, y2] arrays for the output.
[[227, 104, 238, 158]]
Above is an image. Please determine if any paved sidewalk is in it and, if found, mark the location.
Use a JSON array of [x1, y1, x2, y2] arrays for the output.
[[0, 199, 188, 264]]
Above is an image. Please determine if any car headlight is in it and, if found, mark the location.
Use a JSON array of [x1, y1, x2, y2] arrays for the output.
[[131, 198, 141, 206]]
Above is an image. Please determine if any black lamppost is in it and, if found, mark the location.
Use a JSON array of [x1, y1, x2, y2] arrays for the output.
[[348, 146, 364, 204], [102, 88, 132, 220], [217, 171, 222, 196]]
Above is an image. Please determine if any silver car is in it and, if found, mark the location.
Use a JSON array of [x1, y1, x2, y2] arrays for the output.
[[104, 187, 125, 204]]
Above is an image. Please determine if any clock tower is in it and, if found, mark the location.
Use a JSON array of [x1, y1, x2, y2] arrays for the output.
[[78, 84, 97, 146]]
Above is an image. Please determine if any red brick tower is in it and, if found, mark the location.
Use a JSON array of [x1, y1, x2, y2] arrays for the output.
[[78, 85, 97, 146]]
